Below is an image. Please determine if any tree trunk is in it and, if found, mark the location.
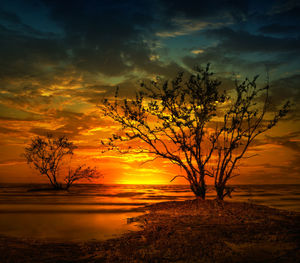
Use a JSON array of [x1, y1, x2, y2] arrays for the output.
[[191, 183, 206, 200], [216, 186, 225, 200], [215, 184, 234, 200], [53, 182, 63, 190], [65, 181, 72, 190]]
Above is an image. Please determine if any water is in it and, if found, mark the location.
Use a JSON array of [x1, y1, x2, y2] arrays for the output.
[[0, 184, 299, 241]]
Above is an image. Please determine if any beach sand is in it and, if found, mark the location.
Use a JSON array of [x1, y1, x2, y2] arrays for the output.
[[0, 200, 299, 262]]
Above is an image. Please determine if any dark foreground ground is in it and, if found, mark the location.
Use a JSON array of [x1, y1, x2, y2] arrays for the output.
[[0, 200, 299, 263]]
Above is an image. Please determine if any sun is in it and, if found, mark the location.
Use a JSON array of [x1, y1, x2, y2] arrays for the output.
[[117, 177, 167, 185]]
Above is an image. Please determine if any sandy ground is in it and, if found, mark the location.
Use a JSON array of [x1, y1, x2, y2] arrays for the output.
[[0, 200, 299, 263]]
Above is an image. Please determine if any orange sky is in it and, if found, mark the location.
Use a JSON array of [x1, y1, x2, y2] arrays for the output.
[[0, 105, 299, 185]]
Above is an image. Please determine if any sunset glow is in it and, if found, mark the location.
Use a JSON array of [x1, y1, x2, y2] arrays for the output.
[[0, 0, 299, 186], [0, 2, 300, 262]]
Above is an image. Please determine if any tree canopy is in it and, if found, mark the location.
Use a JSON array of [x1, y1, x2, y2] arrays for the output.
[[24, 134, 99, 189], [101, 65, 289, 199]]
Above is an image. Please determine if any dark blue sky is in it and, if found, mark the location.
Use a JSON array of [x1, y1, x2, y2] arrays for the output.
[[1, 0, 299, 79]]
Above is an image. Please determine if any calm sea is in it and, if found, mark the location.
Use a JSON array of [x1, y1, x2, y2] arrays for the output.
[[0, 184, 299, 241]]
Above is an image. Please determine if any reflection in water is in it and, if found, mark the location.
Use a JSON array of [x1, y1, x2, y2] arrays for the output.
[[0, 213, 141, 241], [0, 184, 299, 241]]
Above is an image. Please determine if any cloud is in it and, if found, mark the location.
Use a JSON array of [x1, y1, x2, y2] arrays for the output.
[[158, 0, 248, 21], [260, 154, 300, 179], [191, 49, 204, 54], [0, 159, 26, 166], [268, 0, 300, 19], [258, 23, 300, 35], [39, 0, 157, 77], [0, 0, 299, 184], [266, 74, 300, 121], [0, 126, 20, 135], [182, 46, 284, 77], [265, 132, 300, 153], [204, 27, 300, 54], [270, 74, 300, 103], [156, 20, 229, 38], [27, 109, 102, 138]]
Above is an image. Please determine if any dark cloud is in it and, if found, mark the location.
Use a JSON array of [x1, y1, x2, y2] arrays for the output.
[[28, 109, 104, 138], [1, 0, 299, 84], [204, 27, 300, 54], [0, 6, 59, 36], [0, 0, 188, 86], [266, 74, 300, 121], [0, 23, 68, 84], [269, 74, 300, 103], [0, 0, 299, 184], [258, 23, 300, 35], [182, 47, 284, 75], [265, 131, 300, 153], [261, 154, 300, 178], [0, 9, 21, 24], [159, 0, 249, 21], [0, 87, 53, 114], [268, 0, 300, 22], [39, 0, 158, 76], [1, 0, 298, 123]]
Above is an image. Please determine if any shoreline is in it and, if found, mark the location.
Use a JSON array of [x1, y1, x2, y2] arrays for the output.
[[0, 200, 299, 262]]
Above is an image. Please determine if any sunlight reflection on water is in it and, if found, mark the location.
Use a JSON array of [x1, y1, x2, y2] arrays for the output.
[[0, 212, 142, 241], [0, 184, 299, 241]]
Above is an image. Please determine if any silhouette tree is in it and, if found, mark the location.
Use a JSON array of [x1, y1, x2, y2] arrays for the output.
[[212, 76, 289, 199], [24, 134, 99, 189], [102, 65, 289, 199], [65, 165, 98, 189]]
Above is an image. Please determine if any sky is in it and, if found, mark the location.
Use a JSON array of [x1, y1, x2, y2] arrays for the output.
[[0, 0, 299, 185]]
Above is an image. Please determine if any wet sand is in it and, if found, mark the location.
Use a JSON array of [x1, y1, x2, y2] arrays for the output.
[[0, 200, 299, 262]]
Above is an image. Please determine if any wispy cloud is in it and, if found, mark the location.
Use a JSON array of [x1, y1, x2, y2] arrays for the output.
[[156, 19, 230, 38]]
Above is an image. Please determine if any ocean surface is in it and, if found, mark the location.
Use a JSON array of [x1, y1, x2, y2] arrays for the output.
[[0, 184, 299, 241]]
